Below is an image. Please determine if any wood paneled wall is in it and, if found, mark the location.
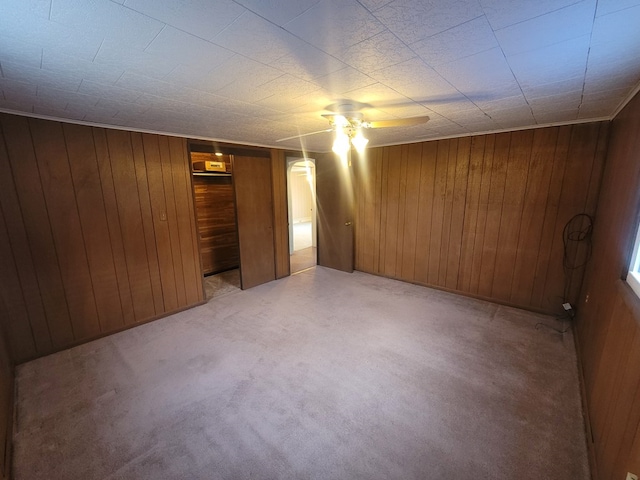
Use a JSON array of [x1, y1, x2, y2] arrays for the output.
[[576, 92, 640, 480], [353, 123, 608, 314], [0, 113, 204, 363], [0, 320, 12, 480], [271, 149, 290, 279]]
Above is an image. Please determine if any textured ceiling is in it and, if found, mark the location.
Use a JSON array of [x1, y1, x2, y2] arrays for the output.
[[1, 0, 640, 152]]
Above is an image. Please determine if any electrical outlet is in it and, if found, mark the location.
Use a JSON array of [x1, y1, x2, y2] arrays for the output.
[[626, 472, 638, 480]]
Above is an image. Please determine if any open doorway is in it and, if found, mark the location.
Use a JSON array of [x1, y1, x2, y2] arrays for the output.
[[287, 157, 317, 273]]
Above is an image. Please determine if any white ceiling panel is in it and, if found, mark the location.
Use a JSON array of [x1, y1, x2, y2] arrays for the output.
[[0, 78, 38, 101], [1, 61, 82, 93], [123, 0, 245, 42], [590, 4, 640, 48], [519, 77, 585, 100], [578, 98, 621, 118], [312, 67, 378, 96], [494, 0, 596, 56], [335, 30, 415, 73], [596, 0, 640, 17], [1, 0, 639, 150], [372, 0, 484, 44], [341, 82, 407, 106], [411, 15, 498, 67], [41, 51, 125, 85], [36, 86, 99, 110], [77, 80, 142, 104], [255, 76, 321, 107], [93, 41, 179, 79], [475, 94, 529, 114], [213, 64, 284, 101], [51, 0, 165, 48], [480, 0, 581, 30], [284, 0, 386, 54], [213, 11, 302, 64], [528, 90, 583, 111], [370, 58, 460, 102], [144, 26, 235, 69], [533, 109, 579, 124], [268, 43, 346, 82], [0, 36, 43, 69], [234, 0, 320, 26], [434, 48, 521, 100], [0, 6, 103, 61], [506, 35, 590, 89]]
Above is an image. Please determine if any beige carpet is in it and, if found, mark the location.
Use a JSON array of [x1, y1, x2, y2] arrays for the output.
[[12, 267, 589, 479]]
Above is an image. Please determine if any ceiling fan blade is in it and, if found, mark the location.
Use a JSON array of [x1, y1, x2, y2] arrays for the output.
[[276, 128, 333, 142], [367, 116, 430, 129]]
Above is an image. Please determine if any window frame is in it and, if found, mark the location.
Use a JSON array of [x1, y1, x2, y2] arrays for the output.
[[626, 220, 640, 298]]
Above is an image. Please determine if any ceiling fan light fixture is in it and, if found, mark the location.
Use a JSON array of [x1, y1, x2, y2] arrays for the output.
[[332, 115, 350, 128], [332, 128, 350, 155], [351, 129, 368, 153]]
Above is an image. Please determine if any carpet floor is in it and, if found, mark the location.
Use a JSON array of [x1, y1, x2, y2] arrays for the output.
[[13, 267, 589, 479]]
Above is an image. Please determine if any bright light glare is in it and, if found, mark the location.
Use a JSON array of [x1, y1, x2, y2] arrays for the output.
[[351, 129, 368, 153], [332, 115, 350, 128], [332, 128, 350, 155]]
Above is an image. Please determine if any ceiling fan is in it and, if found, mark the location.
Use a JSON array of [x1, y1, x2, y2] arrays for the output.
[[276, 101, 430, 153]]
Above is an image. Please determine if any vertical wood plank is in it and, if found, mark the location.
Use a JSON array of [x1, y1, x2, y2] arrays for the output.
[[477, 133, 510, 297], [445, 136, 470, 289], [395, 145, 409, 278], [169, 136, 202, 305], [400, 143, 423, 281], [105, 129, 155, 321], [458, 135, 486, 292], [372, 148, 384, 274], [270, 149, 290, 279], [0, 116, 51, 358], [414, 141, 437, 284], [439, 139, 458, 286], [93, 128, 135, 325], [30, 118, 101, 340], [0, 204, 37, 360], [130, 132, 164, 315], [0, 315, 13, 479], [428, 140, 448, 285], [542, 124, 600, 311], [491, 130, 533, 301], [157, 136, 187, 308], [378, 148, 390, 275], [530, 126, 571, 308], [142, 134, 179, 313], [0, 115, 75, 348], [358, 149, 376, 272], [64, 123, 125, 332], [469, 134, 495, 294], [509, 127, 558, 306], [383, 145, 402, 277]]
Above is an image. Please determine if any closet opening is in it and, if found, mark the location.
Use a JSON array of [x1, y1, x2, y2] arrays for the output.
[[189, 144, 241, 300]]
